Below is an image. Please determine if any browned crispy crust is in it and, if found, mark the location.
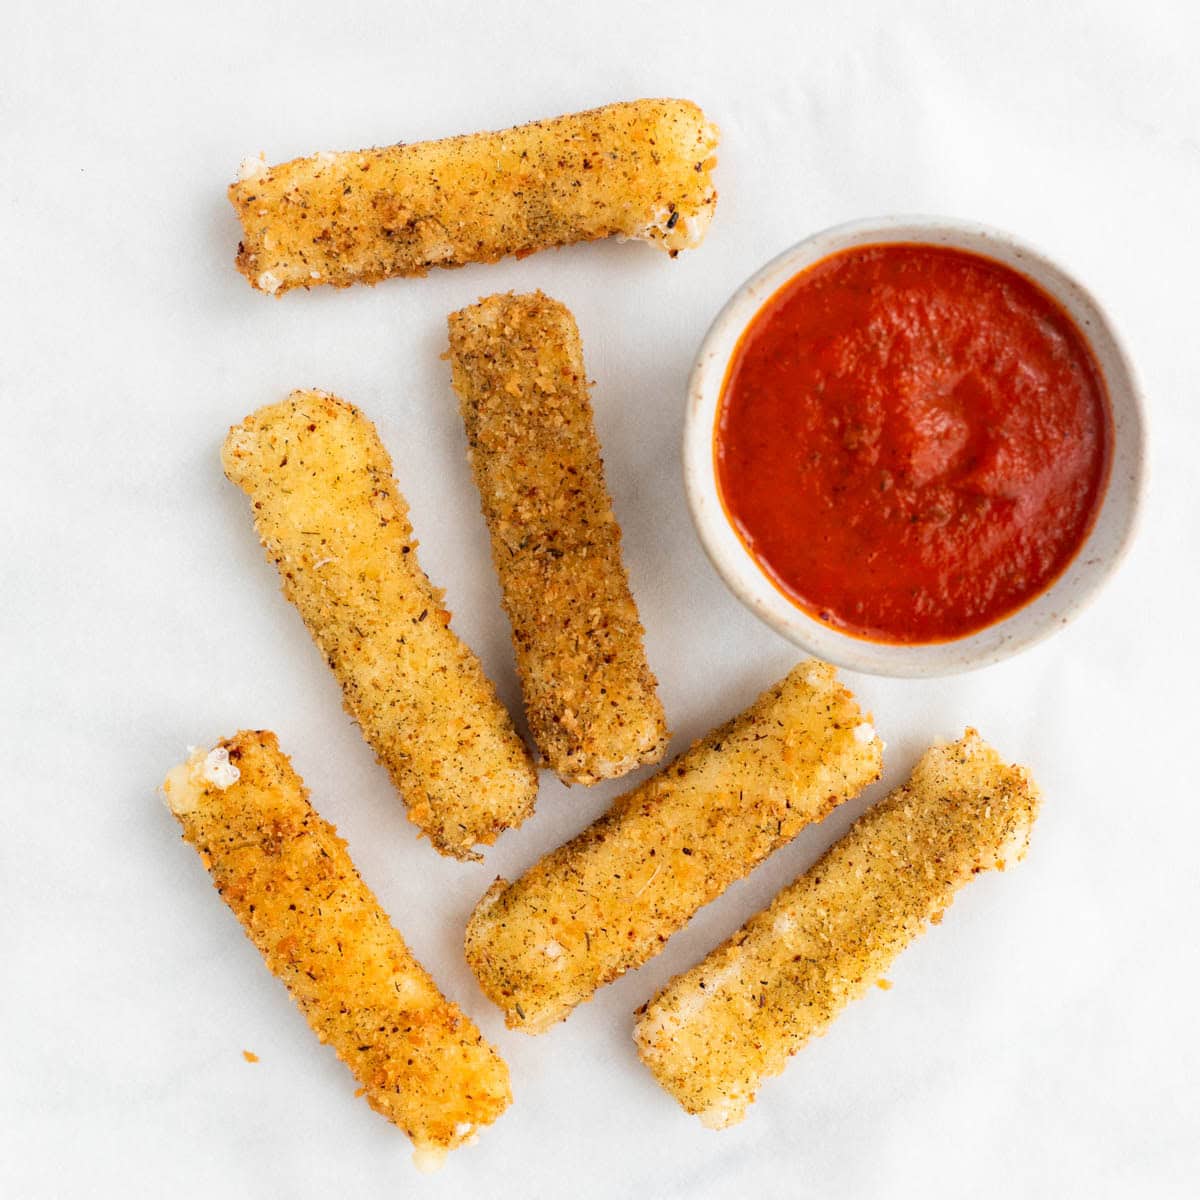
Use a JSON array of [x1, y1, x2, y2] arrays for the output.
[[464, 662, 883, 1032], [634, 730, 1041, 1128], [446, 291, 668, 785], [229, 99, 719, 295], [221, 391, 538, 859], [162, 732, 511, 1167]]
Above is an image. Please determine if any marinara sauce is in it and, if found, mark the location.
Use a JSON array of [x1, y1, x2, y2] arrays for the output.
[[716, 243, 1112, 644]]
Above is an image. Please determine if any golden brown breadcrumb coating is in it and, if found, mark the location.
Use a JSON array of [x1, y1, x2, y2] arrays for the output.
[[634, 730, 1040, 1129], [162, 732, 511, 1169], [229, 99, 719, 295], [221, 391, 537, 859], [464, 662, 882, 1033], [446, 291, 668, 785]]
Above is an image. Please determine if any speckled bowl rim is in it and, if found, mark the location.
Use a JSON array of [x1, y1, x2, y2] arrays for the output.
[[682, 215, 1147, 677]]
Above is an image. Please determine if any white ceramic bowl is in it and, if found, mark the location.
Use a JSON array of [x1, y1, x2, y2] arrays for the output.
[[683, 216, 1146, 676]]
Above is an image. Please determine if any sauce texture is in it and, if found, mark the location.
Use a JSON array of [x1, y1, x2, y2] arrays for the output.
[[716, 243, 1112, 643]]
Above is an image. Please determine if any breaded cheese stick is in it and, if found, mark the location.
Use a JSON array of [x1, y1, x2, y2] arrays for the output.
[[446, 291, 668, 785], [162, 732, 511, 1170], [464, 662, 882, 1032], [222, 391, 537, 860], [230, 99, 719, 295], [634, 730, 1040, 1129]]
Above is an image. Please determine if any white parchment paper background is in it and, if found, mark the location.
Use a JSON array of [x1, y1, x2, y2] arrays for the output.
[[2, 1, 1197, 1196]]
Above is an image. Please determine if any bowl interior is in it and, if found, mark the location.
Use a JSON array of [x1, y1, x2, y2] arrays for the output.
[[683, 216, 1145, 677]]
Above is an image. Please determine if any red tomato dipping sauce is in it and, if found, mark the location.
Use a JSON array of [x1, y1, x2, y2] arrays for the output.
[[715, 243, 1113, 644]]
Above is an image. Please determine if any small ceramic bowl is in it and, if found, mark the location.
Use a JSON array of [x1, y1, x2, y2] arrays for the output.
[[683, 215, 1146, 676]]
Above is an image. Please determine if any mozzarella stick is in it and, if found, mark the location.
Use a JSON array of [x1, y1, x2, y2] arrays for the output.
[[162, 732, 511, 1170], [230, 99, 719, 296], [464, 662, 882, 1032], [446, 291, 668, 785], [634, 730, 1040, 1129], [222, 391, 537, 860]]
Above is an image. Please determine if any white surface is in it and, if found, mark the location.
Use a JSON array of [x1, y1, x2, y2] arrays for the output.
[[3, 2, 1197, 1197]]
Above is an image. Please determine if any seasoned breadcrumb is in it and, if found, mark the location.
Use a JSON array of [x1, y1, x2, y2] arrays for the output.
[[221, 391, 537, 859], [446, 291, 668, 785], [634, 730, 1040, 1129], [162, 732, 511, 1169], [464, 662, 882, 1033], [229, 99, 720, 295]]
